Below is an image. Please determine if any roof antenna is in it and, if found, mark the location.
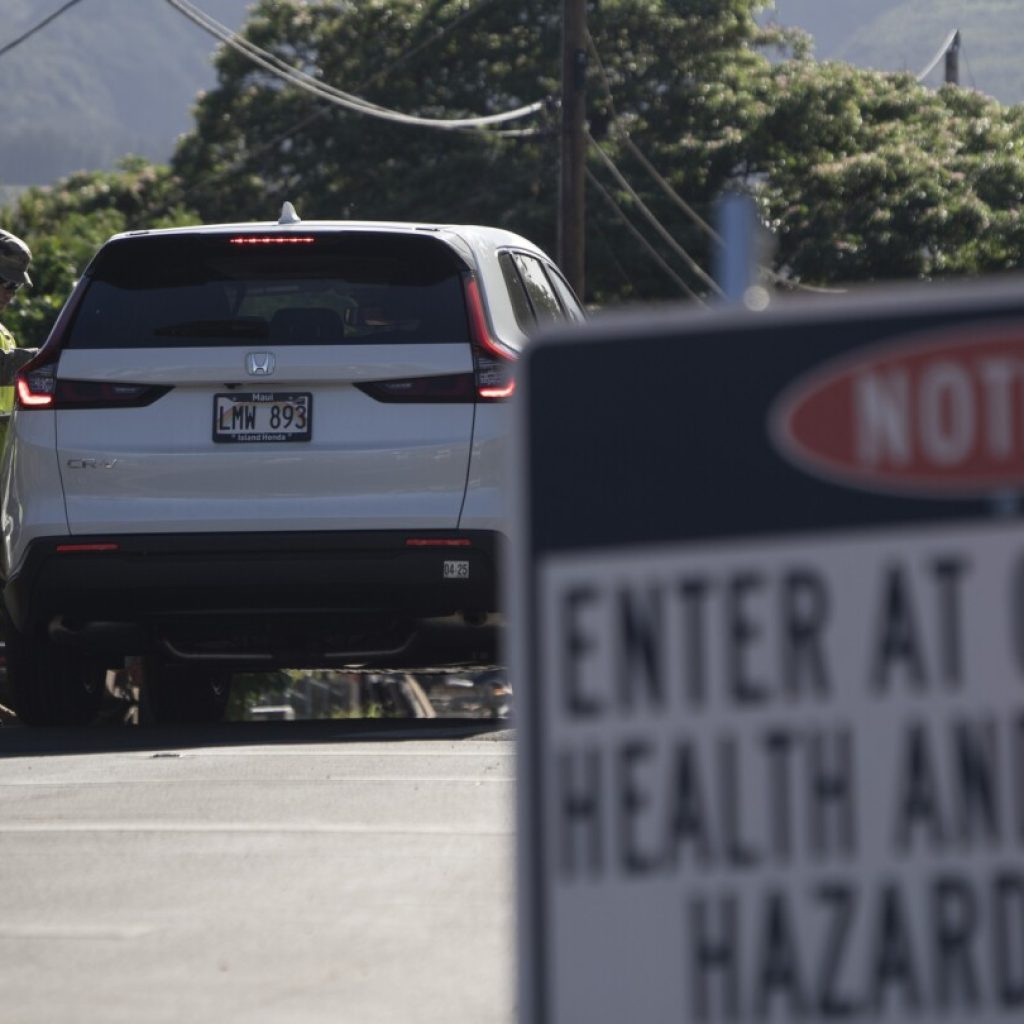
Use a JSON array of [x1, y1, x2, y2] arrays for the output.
[[278, 201, 301, 225]]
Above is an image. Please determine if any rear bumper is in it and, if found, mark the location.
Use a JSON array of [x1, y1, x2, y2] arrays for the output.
[[3, 530, 503, 664]]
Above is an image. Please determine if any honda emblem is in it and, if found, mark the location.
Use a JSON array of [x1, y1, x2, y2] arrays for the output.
[[246, 352, 276, 377]]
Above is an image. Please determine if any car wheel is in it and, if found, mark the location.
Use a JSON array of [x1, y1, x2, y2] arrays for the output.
[[3, 616, 107, 727], [140, 660, 232, 725]]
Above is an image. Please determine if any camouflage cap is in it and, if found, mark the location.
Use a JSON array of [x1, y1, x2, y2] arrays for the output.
[[0, 229, 31, 287]]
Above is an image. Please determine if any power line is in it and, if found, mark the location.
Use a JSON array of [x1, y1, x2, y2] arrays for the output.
[[173, 0, 548, 200], [583, 34, 720, 295], [585, 30, 721, 245], [358, 0, 502, 94], [917, 28, 960, 82], [0, 0, 87, 60], [591, 216, 645, 298], [960, 37, 978, 91], [617, 133, 721, 245], [586, 168, 705, 304], [559, 0, 587, 295], [165, 0, 547, 131], [589, 134, 722, 295], [586, 29, 847, 296]]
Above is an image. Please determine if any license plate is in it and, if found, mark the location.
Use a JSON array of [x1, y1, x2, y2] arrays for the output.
[[213, 392, 312, 443]]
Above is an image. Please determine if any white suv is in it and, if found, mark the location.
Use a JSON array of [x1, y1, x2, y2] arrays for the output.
[[0, 207, 584, 725]]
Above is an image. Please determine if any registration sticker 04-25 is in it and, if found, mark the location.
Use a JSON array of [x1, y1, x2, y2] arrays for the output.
[[213, 392, 312, 443]]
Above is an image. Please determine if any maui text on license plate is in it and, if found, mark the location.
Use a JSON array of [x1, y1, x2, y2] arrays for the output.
[[213, 392, 312, 443]]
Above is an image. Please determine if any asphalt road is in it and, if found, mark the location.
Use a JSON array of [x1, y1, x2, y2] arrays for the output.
[[0, 719, 515, 1024]]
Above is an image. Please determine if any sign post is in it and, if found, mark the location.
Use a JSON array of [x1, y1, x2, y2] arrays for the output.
[[513, 278, 1024, 1024]]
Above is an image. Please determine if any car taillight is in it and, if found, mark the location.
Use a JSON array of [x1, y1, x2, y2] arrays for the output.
[[228, 236, 317, 245], [354, 275, 517, 405], [464, 275, 516, 401], [54, 380, 171, 409], [16, 362, 57, 408], [405, 537, 472, 548], [356, 373, 476, 403], [16, 365, 170, 411], [55, 542, 120, 554], [13, 279, 83, 410]]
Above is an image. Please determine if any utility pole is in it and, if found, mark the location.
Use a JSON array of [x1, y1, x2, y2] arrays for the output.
[[559, 0, 586, 297], [945, 29, 961, 86]]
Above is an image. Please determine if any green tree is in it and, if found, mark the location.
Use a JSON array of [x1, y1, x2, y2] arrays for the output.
[[171, 0, 793, 303], [748, 62, 1024, 284], [9, 2, 1024, 317], [174, 0, 1024, 300], [2, 158, 196, 347]]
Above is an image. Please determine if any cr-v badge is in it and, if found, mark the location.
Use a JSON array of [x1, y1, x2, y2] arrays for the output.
[[246, 352, 276, 376], [66, 459, 118, 469]]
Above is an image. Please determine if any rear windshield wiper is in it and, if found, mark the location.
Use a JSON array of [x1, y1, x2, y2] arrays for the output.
[[153, 317, 268, 338]]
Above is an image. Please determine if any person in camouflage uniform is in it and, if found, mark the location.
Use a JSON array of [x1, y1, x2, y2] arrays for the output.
[[0, 229, 32, 418]]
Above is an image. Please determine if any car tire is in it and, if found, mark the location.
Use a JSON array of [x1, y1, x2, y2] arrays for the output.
[[140, 660, 232, 725], [3, 615, 107, 727]]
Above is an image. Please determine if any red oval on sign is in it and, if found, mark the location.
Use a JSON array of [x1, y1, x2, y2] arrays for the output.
[[772, 325, 1024, 496]]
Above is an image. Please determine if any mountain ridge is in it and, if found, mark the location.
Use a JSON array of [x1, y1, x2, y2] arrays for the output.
[[773, 0, 1024, 104], [1, 0, 250, 184], [3, 1, 1022, 187]]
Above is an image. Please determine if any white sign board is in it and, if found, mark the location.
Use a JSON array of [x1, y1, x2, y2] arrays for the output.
[[515, 286, 1024, 1024], [535, 521, 1024, 1022]]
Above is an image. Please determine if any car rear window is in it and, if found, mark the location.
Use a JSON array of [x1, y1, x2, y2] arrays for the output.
[[66, 231, 471, 349]]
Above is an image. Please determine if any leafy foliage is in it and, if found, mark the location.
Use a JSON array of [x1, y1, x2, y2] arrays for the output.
[[750, 63, 1024, 282], [1, 159, 197, 347], [6, 0, 1024, 327], [171, 0, 793, 303], [169, 0, 1024, 302]]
